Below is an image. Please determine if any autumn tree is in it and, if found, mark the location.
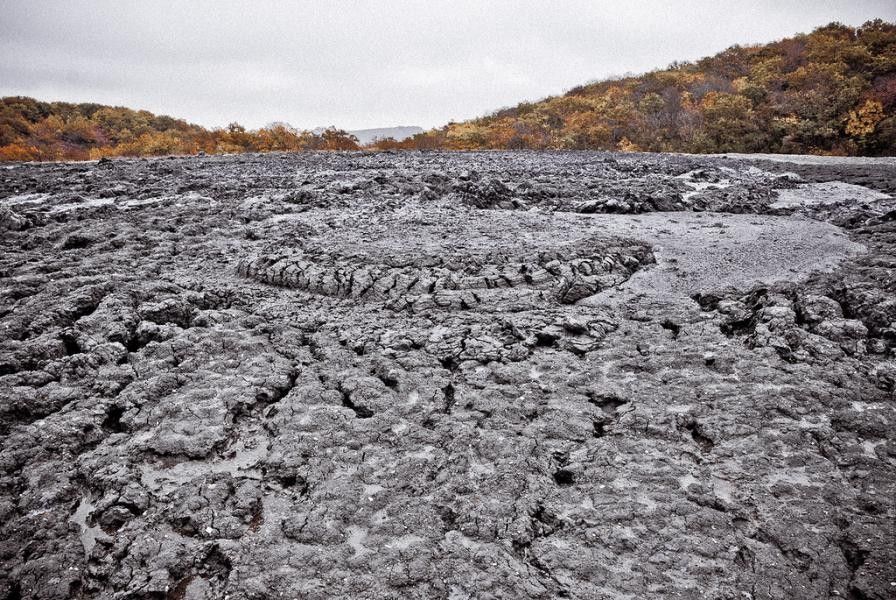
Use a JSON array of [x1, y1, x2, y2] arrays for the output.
[[320, 128, 360, 151]]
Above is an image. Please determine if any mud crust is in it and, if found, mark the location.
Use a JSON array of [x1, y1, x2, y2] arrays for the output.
[[1, 151, 894, 600]]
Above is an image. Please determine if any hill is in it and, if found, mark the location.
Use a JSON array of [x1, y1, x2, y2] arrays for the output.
[[388, 20, 895, 155], [0, 100, 361, 161]]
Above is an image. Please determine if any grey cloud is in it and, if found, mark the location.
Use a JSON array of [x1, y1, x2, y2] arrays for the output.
[[1, 0, 893, 129]]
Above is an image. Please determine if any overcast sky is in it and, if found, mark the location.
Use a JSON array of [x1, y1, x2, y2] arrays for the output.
[[1, 1, 894, 130]]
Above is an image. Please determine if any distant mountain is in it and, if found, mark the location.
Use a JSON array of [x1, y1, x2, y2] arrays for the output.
[[348, 126, 424, 145], [311, 126, 423, 145]]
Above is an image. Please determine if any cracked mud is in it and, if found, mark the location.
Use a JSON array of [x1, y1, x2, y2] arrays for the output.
[[1, 151, 894, 599]]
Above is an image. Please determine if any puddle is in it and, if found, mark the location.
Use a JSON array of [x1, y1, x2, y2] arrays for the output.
[[362, 483, 384, 500], [676, 169, 733, 203], [50, 197, 115, 213], [707, 153, 896, 167], [770, 182, 891, 209], [0, 193, 50, 206], [140, 436, 268, 494], [384, 534, 425, 550], [346, 526, 371, 558], [407, 445, 436, 461], [678, 473, 699, 489], [70, 497, 109, 556], [768, 468, 812, 486], [8, 191, 209, 213]]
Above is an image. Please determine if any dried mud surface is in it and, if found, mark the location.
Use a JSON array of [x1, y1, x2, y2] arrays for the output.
[[1, 151, 894, 600]]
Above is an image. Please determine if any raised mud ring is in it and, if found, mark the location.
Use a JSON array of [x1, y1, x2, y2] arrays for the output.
[[238, 236, 654, 308]]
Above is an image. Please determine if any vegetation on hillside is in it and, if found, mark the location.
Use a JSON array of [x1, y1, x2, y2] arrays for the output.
[[0, 99, 360, 161], [1, 20, 893, 160], [379, 20, 895, 155]]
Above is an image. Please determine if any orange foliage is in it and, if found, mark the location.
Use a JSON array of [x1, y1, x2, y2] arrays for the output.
[[0, 143, 39, 161]]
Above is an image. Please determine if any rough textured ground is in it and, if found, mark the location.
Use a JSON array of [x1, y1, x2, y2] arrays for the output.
[[1, 151, 894, 600]]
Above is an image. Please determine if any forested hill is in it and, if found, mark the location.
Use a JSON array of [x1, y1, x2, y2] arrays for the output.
[[397, 20, 895, 155], [1, 20, 894, 160], [0, 99, 361, 161]]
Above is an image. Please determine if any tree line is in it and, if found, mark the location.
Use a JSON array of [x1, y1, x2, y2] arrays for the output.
[[0, 102, 361, 161], [1, 20, 893, 161]]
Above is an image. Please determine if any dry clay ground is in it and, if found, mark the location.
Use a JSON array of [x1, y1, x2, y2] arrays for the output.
[[0, 151, 894, 600]]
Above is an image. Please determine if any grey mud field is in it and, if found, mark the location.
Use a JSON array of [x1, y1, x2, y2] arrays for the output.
[[1, 150, 895, 600]]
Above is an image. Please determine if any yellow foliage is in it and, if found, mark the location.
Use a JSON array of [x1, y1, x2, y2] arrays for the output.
[[616, 137, 640, 152], [701, 92, 753, 119], [845, 99, 884, 137], [445, 123, 487, 149], [748, 57, 786, 86]]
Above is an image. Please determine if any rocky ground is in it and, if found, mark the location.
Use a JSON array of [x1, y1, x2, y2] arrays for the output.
[[0, 150, 894, 600]]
